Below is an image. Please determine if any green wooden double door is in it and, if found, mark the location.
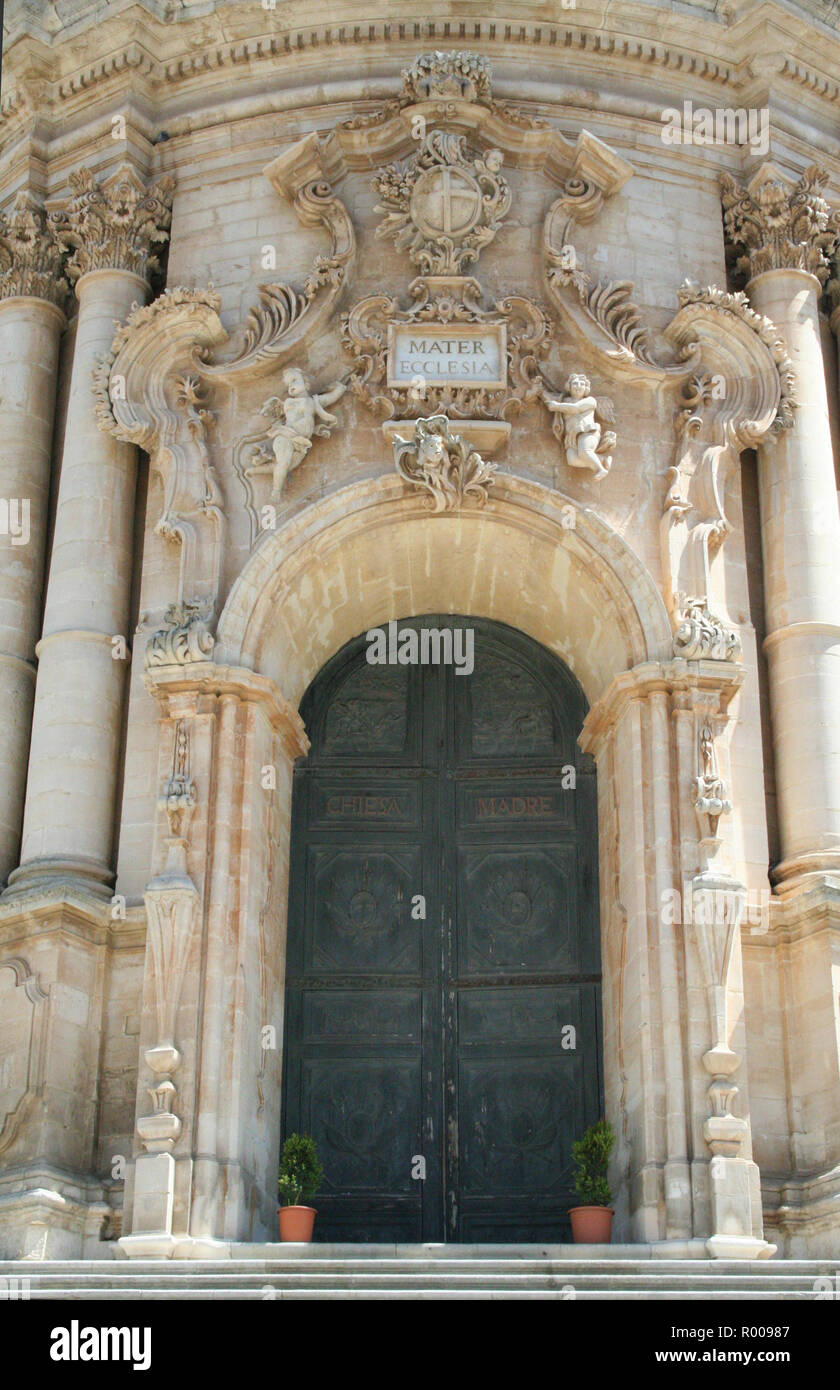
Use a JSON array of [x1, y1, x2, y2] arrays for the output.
[[282, 617, 602, 1242]]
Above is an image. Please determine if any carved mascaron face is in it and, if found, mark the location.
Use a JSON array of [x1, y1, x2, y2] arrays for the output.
[[418, 434, 448, 467]]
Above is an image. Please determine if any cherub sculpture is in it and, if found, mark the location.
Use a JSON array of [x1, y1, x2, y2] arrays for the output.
[[541, 372, 616, 479], [246, 366, 346, 498]]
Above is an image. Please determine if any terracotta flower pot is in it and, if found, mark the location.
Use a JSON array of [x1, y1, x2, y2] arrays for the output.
[[569, 1206, 614, 1244], [277, 1205, 317, 1242]]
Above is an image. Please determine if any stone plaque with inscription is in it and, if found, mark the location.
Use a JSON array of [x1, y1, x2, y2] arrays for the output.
[[387, 324, 506, 389]]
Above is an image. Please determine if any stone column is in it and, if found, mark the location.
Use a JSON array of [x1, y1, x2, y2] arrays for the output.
[[722, 164, 840, 891], [0, 194, 68, 886], [4, 167, 173, 902]]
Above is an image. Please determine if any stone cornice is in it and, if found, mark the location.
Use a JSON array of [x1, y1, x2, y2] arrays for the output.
[[579, 657, 744, 756], [144, 660, 309, 759], [721, 162, 840, 284], [49, 164, 174, 287], [6, 4, 840, 143], [0, 190, 68, 307]]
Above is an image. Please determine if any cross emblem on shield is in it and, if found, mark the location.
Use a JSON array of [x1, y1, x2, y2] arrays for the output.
[[410, 166, 483, 239]]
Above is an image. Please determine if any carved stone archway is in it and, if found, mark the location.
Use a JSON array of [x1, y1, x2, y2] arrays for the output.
[[120, 476, 772, 1259]]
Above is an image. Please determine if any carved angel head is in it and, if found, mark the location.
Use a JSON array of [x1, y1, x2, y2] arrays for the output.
[[282, 366, 309, 397], [565, 372, 591, 399]]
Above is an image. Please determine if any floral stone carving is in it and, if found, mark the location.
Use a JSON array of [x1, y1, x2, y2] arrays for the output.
[[392, 415, 496, 511], [145, 600, 214, 669], [375, 131, 511, 276], [0, 191, 69, 307]]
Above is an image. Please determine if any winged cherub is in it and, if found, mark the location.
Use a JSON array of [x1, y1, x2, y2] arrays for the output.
[[247, 366, 346, 498], [541, 372, 616, 479]]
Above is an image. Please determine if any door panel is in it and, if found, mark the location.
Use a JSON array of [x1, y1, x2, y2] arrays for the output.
[[283, 616, 601, 1242]]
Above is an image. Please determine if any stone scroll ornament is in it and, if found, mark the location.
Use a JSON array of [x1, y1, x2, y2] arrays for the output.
[[93, 160, 356, 617], [392, 415, 496, 511], [246, 366, 347, 500], [145, 599, 215, 670]]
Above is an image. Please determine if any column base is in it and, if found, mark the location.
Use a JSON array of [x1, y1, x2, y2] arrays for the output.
[[119, 1233, 181, 1259], [764, 1162, 840, 1256], [706, 1235, 777, 1260], [3, 854, 114, 902], [0, 1172, 115, 1260], [773, 851, 840, 898]]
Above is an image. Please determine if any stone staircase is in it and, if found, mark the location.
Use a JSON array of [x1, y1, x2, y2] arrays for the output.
[[2, 1246, 838, 1299]]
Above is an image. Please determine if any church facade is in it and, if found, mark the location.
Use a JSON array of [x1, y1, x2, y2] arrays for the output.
[[1, 0, 840, 1264]]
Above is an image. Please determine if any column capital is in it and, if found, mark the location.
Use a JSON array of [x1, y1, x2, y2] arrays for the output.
[[721, 162, 840, 285], [0, 191, 69, 308], [50, 165, 175, 290]]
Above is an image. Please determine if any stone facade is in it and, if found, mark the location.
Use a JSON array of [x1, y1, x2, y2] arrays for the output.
[[0, 0, 839, 1261]]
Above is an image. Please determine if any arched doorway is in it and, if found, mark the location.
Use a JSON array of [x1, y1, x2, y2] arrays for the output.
[[282, 615, 603, 1242]]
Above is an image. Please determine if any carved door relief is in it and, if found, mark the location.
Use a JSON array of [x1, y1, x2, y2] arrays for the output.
[[283, 616, 602, 1242]]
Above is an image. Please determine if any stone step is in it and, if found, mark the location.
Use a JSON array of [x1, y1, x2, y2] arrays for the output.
[[2, 1267, 829, 1284], [2, 1254, 837, 1299], [11, 1286, 829, 1301]]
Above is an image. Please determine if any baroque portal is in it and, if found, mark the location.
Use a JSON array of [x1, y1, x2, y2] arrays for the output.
[[0, 8, 839, 1291]]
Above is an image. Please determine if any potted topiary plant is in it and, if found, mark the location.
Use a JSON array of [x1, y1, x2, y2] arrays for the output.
[[277, 1133, 324, 1242], [569, 1118, 615, 1243]]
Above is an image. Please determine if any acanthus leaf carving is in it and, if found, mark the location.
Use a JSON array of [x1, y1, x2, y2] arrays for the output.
[[50, 165, 174, 285], [673, 598, 742, 663], [0, 190, 69, 307], [145, 599, 214, 670], [374, 130, 511, 276], [202, 166, 356, 384], [721, 162, 840, 285], [392, 414, 496, 511], [543, 194, 696, 379]]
